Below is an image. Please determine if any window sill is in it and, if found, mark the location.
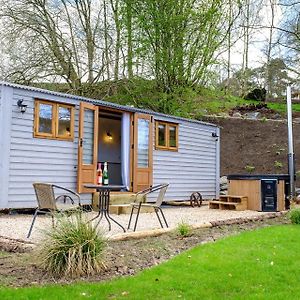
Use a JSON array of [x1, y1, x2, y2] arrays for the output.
[[33, 133, 74, 142], [155, 146, 178, 152]]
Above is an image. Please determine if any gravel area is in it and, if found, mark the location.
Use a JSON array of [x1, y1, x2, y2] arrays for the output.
[[0, 205, 269, 243]]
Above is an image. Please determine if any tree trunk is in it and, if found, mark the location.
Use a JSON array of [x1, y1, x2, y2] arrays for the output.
[[266, 0, 275, 97], [103, 0, 111, 80], [126, 0, 133, 79], [110, 0, 121, 81], [226, 0, 233, 90]]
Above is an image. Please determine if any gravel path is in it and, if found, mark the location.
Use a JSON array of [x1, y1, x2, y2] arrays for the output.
[[0, 205, 269, 243]]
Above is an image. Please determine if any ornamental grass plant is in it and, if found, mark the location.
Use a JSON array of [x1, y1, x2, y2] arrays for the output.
[[176, 221, 192, 237], [289, 208, 300, 224], [38, 213, 106, 277]]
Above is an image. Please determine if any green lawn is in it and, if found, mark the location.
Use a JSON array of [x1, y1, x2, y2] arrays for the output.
[[267, 102, 300, 113], [1, 225, 300, 299], [196, 95, 300, 116]]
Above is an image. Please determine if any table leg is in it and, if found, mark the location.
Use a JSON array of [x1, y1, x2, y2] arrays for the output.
[[89, 210, 102, 222], [95, 213, 104, 227], [102, 189, 111, 230], [91, 188, 126, 233], [88, 191, 103, 222], [107, 213, 126, 232], [105, 189, 126, 232]]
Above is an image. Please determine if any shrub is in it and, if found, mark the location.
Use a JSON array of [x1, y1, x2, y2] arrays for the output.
[[38, 213, 106, 277], [290, 209, 300, 224], [176, 221, 192, 237], [274, 161, 283, 169], [245, 165, 255, 173], [260, 117, 267, 123]]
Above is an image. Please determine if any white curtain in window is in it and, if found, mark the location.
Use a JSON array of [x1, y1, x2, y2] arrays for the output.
[[121, 113, 131, 190]]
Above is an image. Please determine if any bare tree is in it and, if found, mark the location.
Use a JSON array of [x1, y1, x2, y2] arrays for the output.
[[0, 0, 104, 91], [0, 0, 283, 96], [264, 0, 276, 96], [238, 0, 264, 95]]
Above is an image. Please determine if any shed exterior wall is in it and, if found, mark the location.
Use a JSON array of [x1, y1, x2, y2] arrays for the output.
[[4, 86, 92, 208], [1, 83, 219, 208], [0, 86, 13, 208], [152, 115, 219, 201], [0, 86, 3, 203]]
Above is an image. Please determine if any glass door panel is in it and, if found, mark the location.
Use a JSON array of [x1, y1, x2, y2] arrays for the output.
[[137, 119, 149, 167], [82, 108, 95, 165], [133, 113, 153, 192]]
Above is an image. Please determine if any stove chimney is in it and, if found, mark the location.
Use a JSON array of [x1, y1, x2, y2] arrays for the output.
[[287, 85, 295, 199]]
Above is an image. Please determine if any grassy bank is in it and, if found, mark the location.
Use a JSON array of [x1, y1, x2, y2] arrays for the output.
[[36, 79, 300, 118], [35, 80, 255, 117]]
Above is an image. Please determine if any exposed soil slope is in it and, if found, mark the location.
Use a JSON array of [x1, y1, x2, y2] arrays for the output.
[[203, 117, 300, 176]]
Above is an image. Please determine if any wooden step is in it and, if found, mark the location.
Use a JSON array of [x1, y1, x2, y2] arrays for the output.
[[92, 193, 146, 211], [209, 197, 248, 211], [109, 204, 154, 215], [219, 195, 248, 203]]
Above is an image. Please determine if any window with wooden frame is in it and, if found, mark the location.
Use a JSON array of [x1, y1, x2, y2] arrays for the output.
[[155, 121, 178, 151], [34, 99, 75, 141]]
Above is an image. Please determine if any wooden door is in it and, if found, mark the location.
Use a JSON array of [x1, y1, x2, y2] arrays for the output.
[[133, 113, 153, 192], [77, 102, 98, 193]]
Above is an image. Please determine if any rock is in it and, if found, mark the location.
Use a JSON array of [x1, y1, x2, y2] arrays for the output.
[[220, 176, 228, 185], [244, 112, 261, 120], [220, 182, 228, 188], [220, 190, 228, 195], [220, 186, 228, 191], [220, 176, 228, 191], [217, 112, 230, 118], [294, 118, 300, 124], [272, 113, 282, 120], [232, 112, 242, 118]]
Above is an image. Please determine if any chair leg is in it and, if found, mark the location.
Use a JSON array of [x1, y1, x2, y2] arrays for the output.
[[133, 203, 142, 232], [79, 208, 83, 220], [27, 209, 39, 238], [127, 206, 135, 230], [154, 208, 164, 228], [158, 207, 168, 228], [51, 214, 55, 228]]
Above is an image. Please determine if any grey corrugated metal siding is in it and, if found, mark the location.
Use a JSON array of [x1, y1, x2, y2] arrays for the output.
[[0, 86, 4, 204], [0, 86, 13, 208], [6, 87, 92, 208], [152, 115, 219, 201]]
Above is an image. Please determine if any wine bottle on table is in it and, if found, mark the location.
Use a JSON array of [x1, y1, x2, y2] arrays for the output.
[[97, 162, 102, 185], [103, 162, 109, 185]]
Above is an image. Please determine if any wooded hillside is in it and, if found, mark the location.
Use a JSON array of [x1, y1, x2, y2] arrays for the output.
[[0, 0, 299, 103]]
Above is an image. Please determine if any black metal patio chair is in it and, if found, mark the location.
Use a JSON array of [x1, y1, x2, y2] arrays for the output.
[[27, 183, 81, 238], [127, 183, 169, 232]]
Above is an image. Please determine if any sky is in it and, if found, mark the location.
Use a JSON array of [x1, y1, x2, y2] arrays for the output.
[[230, 1, 283, 69]]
